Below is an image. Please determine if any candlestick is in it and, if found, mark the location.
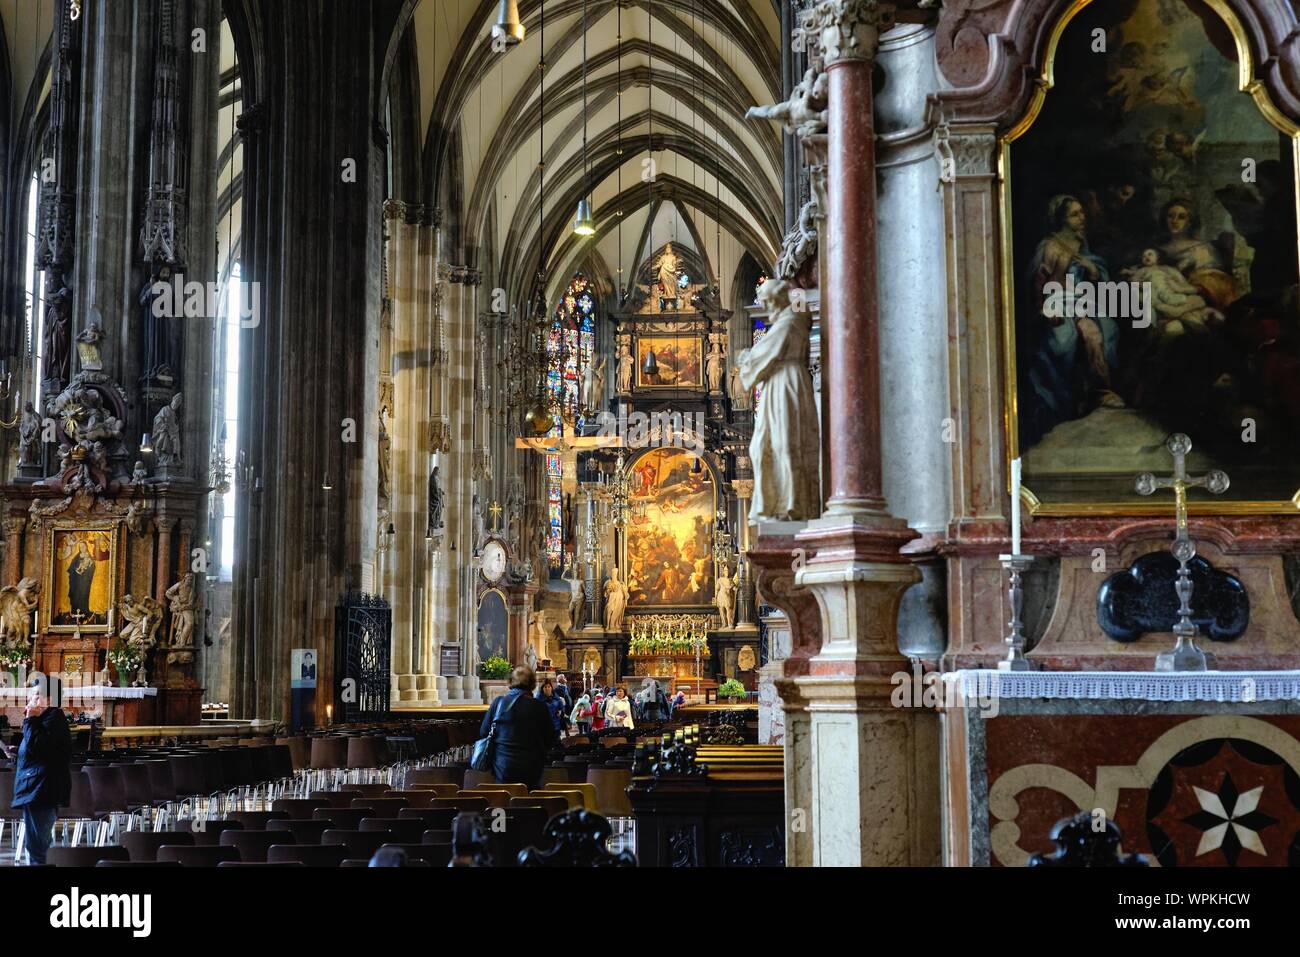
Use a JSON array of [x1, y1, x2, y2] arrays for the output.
[[1010, 457, 1022, 556], [997, 553, 1036, 671]]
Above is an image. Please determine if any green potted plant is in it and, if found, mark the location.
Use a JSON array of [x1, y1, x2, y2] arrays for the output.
[[478, 655, 512, 704], [718, 677, 747, 703]]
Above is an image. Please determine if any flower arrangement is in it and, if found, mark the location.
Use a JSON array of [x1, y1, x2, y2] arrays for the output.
[[0, 639, 31, 670], [479, 655, 511, 680], [107, 640, 143, 683]]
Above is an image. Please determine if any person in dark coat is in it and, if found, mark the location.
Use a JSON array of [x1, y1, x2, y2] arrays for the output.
[[7, 677, 71, 865], [536, 679, 567, 735], [479, 666, 558, 790]]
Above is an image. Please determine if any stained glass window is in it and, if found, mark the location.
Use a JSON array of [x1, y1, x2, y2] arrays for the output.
[[544, 275, 597, 567]]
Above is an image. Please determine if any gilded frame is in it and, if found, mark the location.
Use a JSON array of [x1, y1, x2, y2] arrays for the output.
[[1000, 0, 1300, 516], [42, 519, 124, 634], [633, 333, 706, 391]]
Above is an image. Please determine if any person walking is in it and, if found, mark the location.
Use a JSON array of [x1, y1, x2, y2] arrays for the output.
[[6, 677, 71, 866], [605, 685, 635, 731], [477, 666, 558, 790], [570, 692, 594, 736]]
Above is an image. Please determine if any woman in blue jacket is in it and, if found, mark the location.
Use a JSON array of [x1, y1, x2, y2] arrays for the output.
[[478, 667, 558, 790]]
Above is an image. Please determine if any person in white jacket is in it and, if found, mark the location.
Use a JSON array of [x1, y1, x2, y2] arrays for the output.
[[604, 686, 635, 730]]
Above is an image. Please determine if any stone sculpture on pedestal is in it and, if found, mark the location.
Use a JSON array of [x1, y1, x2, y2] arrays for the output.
[[153, 393, 183, 468], [603, 566, 629, 632], [738, 279, 821, 521]]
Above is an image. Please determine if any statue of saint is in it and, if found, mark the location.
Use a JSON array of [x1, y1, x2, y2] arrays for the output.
[[616, 340, 635, 393], [377, 409, 392, 503], [18, 402, 41, 467], [580, 357, 607, 412], [139, 266, 177, 385], [165, 573, 197, 649], [152, 393, 183, 466], [706, 340, 726, 393], [656, 244, 680, 297], [738, 280, 821, 521], [716, 565, 738, 629], [42, 285, 72, 384], [603, 566, 629, 632], [427, 466, 444, 532]]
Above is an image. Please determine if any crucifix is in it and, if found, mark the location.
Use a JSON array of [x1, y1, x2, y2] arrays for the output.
[[488, 500, 503, 533], [1134, 433, 1230, 672]]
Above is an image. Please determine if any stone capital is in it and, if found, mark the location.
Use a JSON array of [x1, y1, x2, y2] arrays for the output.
[[810, 0, 896, 66], [934, 122, 999, 183]]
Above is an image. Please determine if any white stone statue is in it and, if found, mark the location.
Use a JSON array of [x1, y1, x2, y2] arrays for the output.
[[716, 565, 738, 629], [656, 244, 681, 296], [165, 573, 197, 648], [727, 363, 748, 407], [738, 279, 821, 521], [616, 340, 634, 393], [152, 393, 183, 466], [119, 593, 164, 649], [563, 559, 584, 631], [524, 640, 538, 672], [603, 566, 629, 632], [706, 340, 726, 393], [580, 356, 607, 411], [746, 62, 828, 139], [0, 578, 40, 646]]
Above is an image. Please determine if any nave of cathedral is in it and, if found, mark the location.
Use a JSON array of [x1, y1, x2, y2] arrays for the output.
[[0, 0, 1299, 921]]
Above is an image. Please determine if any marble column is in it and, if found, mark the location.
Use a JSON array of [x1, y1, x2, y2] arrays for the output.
[[791, 2, 935, 866], [3, 517, 24, 586]]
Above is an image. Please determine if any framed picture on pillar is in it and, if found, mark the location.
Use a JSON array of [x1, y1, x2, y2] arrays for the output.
[[1001, 0, 1300, 514], [42, 520, 124, 634]]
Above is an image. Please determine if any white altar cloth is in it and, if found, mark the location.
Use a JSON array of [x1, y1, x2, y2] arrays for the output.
[[0, 686, 157, 700], [944, 669, 1300, 704]]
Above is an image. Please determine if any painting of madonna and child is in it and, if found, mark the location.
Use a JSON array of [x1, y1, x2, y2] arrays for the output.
[[624, 448, 715, 607], [1010, 0, 1300, 508]]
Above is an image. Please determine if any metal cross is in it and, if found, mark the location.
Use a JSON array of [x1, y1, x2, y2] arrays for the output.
[[1135, 434, 1229, 562], [1134, 434, 1230, 671], [488, 500, 503, 531]]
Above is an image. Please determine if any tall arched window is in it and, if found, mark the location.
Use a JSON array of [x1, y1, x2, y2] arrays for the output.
[[544, 274, 596, 567]]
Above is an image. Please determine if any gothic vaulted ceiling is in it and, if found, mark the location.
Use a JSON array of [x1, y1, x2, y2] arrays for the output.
[[394, 0, 784, 310]]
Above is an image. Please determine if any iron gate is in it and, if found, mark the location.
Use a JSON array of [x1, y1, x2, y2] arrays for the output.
[[334, 592, 392, 721]]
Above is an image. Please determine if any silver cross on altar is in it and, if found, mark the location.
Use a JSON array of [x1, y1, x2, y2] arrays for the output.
[[1134, 434, 1230, 672]]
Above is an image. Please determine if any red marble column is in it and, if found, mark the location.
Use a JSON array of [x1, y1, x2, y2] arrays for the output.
[[154, 518, 175, 606], [825, 57, 886, 515]]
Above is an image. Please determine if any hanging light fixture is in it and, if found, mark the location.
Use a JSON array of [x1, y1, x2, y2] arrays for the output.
[[573, 198, 595, 236], [572, 0, 594, 236], [491, 0, 525, 45]]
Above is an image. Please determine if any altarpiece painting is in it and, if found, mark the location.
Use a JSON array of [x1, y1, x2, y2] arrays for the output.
[[624, 448, 715, 608], [1007, 0, 1300, 511]]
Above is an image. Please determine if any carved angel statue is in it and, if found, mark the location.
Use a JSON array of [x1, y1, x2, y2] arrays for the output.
[[746, 63, 828, 138], [165, 573, 198, 649], [738, 279, 821, 521], [603, 566, 629, 632], [0, 578, 40, 646], [775, 195, 819, 280], [715, 565, 738, 630], [119, 593, 164, 649], [153, 393, 183, 466]]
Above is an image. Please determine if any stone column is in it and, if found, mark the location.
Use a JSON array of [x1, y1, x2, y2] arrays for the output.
[[791, 3, 935, 866], [154, 518, 176, 607], [4, 517, 24, 586], [732, 479, 756, 626]]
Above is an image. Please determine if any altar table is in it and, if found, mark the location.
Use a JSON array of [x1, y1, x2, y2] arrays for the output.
[[0, 686, 160, 728], [941, 670, 1300, 868]]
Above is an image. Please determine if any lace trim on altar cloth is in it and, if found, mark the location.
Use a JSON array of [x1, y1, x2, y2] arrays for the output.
[[944, 670, 1300, 703], [0, 686, 158, 700]]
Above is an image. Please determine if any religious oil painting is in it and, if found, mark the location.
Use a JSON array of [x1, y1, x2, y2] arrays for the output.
[[624, 448, 715, 608], [635, 335, 703, 389], [45, 524, 120, 632], [1007, 0, 1300, 512]]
